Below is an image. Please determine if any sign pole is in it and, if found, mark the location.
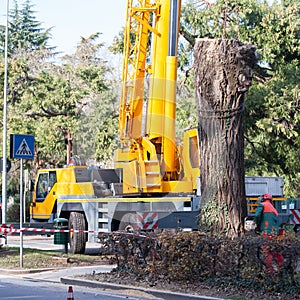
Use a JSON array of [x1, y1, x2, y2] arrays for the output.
[[20, 158, 23, 268], [10, 134, 34, 268], [23, 169, 28, 223]]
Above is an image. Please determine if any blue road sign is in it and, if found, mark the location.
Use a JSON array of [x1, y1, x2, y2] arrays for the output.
[[10, 134, 35, 160]]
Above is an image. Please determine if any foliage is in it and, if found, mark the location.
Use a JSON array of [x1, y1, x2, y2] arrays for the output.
[[199, 199, 221, 232], [176, 86, 198, 137], [180, 0, 300, 195], [6, 199, 20, 223], [0, 0, 51, 55], [6, 34, 111, 168], [1, 26, 114, 168], [6, 191, 32, 223], [0, 1, 55, 203], [242, 1, 300, 195], [99, 230, 300, 296], [245, 61, 300, 194], [44, 33, 113, 166], [0, 1, 117, 205]]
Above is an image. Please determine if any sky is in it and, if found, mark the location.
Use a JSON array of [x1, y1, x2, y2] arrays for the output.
[[0, 0, 126, 54]]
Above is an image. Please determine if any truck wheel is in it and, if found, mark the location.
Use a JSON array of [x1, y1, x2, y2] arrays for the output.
[[119, 213, 137, 231], [69, 212, 86, 254]]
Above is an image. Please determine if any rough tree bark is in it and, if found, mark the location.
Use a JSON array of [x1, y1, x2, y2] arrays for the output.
[[194, 39, 257, 238]]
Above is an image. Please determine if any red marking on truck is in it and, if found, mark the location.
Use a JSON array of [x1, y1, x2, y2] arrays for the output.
[[291, 209, 300, 224], [136, 212, 158, 230]]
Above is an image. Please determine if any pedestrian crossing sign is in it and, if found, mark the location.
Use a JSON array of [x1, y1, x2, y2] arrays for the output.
[[10, 134, 35, 160]]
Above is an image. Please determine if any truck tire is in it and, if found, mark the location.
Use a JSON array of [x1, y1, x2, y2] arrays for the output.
[[69, 212, 86, 254], [119, 213, 137, 231]]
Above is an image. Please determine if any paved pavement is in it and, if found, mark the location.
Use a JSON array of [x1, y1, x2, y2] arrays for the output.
[[4, 233, 101, 254]]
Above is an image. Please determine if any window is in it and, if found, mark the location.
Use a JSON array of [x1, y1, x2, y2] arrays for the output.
[[49, 171, 57, 190], [36, 173, 49, 201]]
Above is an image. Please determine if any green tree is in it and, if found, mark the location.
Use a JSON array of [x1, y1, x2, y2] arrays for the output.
[[67, 34, 120, 165], [242, 1, 300, 195], [0, 0, 51, 55], [180, 0, 300, 195], [8, 33, 113, 167], [0, 0, 53, 205], [0, 2, 116, 207]]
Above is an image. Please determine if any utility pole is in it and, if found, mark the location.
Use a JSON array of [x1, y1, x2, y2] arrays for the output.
[[2, 0, 9, 224]]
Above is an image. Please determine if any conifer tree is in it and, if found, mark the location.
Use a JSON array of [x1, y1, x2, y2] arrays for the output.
[[0, 0, 51, 55]]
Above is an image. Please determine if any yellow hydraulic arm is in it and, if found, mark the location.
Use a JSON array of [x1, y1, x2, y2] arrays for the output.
[[115, 0, 197, 194]]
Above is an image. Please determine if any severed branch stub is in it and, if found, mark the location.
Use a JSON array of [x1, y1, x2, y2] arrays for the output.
[[194, 38, 257, 237]]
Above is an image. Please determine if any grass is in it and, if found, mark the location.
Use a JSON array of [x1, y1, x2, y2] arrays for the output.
[[0, 246, 107, 269]]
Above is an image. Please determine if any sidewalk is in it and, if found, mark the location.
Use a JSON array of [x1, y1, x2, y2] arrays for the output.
[[4, 233, 101, 254]]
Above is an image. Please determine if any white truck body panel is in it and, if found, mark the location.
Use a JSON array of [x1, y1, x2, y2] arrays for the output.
[[245, 176, 283, 197]]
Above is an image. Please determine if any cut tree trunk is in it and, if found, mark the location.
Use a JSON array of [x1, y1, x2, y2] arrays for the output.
[[194, 39, 257, 238]]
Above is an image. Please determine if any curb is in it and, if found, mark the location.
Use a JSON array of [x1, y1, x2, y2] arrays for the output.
[[0, 267, 57, 274], [0, 264, 227, 300], [61, 277, 227, 300]]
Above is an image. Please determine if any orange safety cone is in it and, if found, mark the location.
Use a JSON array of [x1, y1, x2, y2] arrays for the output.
[[67, 286, 74, 300]]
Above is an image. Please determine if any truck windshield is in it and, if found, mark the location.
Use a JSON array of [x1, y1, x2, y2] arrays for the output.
[[36, 173, 49, 200]]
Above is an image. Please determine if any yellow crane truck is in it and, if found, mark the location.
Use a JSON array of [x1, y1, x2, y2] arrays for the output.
[[31, 0, 201, 254], [30, 0, 300, 254]]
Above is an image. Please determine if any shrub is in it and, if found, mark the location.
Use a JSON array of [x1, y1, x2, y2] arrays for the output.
[[98, 230, 300, 294]]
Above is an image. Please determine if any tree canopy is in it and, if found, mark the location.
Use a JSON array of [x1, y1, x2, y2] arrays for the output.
[[0, 0, 51, 55], [180, 0, 300, 195], [0, 1, 118, 202]]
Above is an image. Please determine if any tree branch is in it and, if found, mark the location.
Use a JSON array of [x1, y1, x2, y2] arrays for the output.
[[25, 106, 68, 118]]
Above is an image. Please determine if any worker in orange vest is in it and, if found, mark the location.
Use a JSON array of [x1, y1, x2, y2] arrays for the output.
[[254, 193, 284, 274], [255, 193, 279, 234]]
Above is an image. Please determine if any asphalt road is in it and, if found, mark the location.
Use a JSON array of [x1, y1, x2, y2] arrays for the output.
[[0, 276, 135, 300]]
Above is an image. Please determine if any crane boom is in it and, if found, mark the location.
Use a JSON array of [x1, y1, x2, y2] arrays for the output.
[[115, 0, 196, 194]]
